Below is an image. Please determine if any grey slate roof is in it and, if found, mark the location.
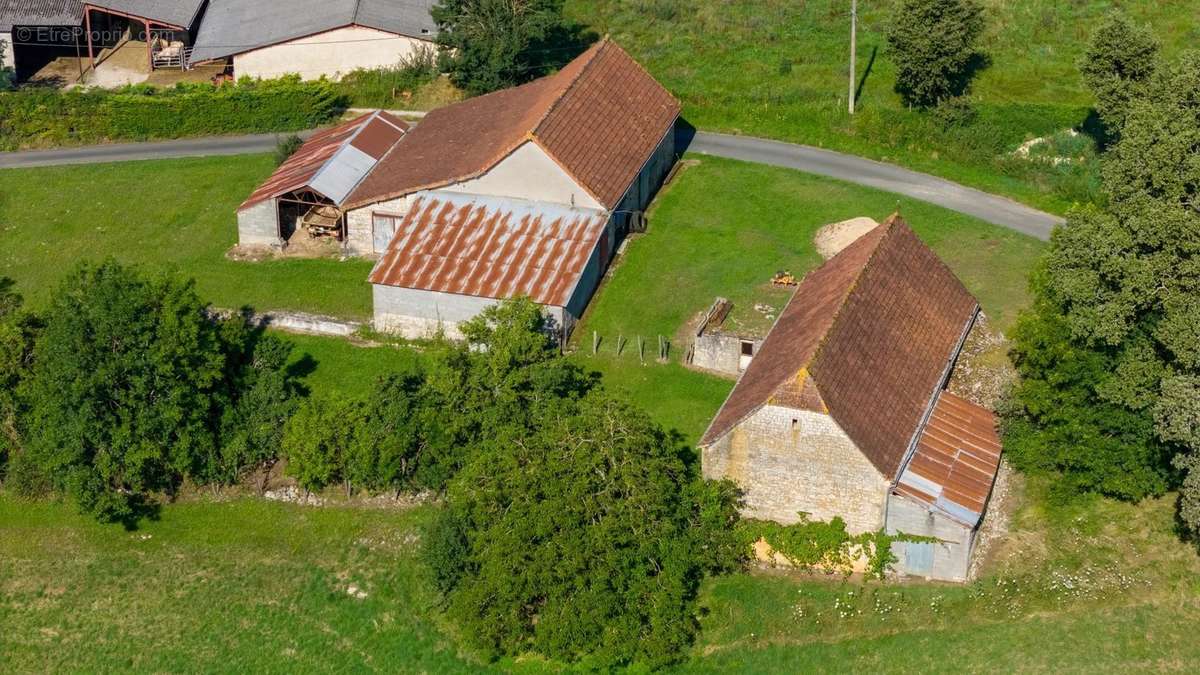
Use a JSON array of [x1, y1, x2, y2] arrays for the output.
[[86, 0, 208, 28], [0, 0, 83, 31], [190, 0, 436, 63]]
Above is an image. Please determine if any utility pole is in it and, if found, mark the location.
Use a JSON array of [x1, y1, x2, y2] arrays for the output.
[[848, 0, 857, 115]]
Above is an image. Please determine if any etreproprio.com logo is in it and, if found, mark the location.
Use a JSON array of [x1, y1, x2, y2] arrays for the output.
[[12, 26, 165, 45]]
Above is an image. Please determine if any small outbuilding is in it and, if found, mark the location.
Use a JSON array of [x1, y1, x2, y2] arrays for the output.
[[236, 110, 409, 249], [699, 215, 1003, 582]]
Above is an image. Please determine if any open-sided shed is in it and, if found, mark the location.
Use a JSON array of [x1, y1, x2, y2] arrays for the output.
[[237, 110, 409, 249]]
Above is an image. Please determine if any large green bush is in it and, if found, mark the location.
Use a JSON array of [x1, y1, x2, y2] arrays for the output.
[[887, 0, 986, 108], [0, 76, 343, 151]]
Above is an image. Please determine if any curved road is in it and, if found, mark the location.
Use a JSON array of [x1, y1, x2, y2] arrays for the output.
[[0, 129, 1062, 240]]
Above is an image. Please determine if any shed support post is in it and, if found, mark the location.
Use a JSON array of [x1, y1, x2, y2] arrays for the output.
[[85, 7, 94, 70]]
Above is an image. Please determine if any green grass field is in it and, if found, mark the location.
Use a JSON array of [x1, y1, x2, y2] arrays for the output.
[[567, 0, 1199, 213], [0, 156, 373, 318], [4, 476, 1197, 672]]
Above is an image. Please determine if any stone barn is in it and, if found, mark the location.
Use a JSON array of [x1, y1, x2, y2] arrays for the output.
[[699, 215, 1003, 582], [236, 38, 680, 341]]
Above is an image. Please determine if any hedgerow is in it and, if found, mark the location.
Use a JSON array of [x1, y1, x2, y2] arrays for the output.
[[0, 76, 344, 151]]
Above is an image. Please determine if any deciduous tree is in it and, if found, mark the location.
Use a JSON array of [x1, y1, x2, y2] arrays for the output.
[[1004, 52, 1200, 522], [887, 0, 986, 108], [432, 0, 572, 95], [21, 261, 226, 523], [1079, 11, 1160, 138]]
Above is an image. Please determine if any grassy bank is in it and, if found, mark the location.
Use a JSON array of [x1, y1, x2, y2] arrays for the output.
[[567, 0, 1199, 213], [3, 476, 1196, 672]]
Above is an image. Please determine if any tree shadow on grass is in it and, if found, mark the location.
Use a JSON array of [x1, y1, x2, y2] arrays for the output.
[[854, 45, 878, 106], [1078, 108, 1115, 153], [115, 494, 162, 532]]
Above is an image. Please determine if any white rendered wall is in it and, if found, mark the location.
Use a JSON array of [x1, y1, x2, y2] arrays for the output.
[[439, 142, 604, 210], [233, 26, 434, 81]]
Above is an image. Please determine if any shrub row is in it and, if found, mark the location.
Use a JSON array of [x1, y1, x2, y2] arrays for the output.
[[0, 76, 344, 151]]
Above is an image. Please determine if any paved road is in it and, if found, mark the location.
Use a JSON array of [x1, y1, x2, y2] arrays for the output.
[[0, 128, 1062, 240], [684, 132, 1062, 240]]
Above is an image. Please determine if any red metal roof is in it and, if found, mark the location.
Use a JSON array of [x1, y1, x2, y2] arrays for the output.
[[895, 391, 1003, 526], [239, 111, 408, 210], [700, 216, 981, 482], [368, 194, 607, 307]]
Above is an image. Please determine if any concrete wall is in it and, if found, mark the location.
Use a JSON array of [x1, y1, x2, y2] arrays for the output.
[[886, 494, 974, 582], [703, 405, 889, 533], [373, 283, 566, 340], [237, 199, 281, 247], [346, 195, 408, 256], [692, 332, 761, 377], [233, 26, 434, 81], [439, 142, 604, 210]]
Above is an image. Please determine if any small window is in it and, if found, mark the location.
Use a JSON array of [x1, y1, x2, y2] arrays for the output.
[[740, 340, 755, 357]]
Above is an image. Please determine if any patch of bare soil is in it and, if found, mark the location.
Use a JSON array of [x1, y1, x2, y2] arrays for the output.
[[947, 313, 1016, 410], [968, 459, 1022, 579], [226, 235, 345, 262], [813, 216, 879, 260]]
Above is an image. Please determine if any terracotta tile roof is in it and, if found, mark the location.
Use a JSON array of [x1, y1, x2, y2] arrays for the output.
[[240, 111, 408, 210], [368, 193, 607, 307], [346, 38, 679, 210], [700, 216, 981, 481], [895, 391, 1002, 527]]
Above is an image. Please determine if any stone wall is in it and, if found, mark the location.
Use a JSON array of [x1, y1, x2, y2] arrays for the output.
[[703, 405, 889, 533], [237, 199, 280, 247], [885, 494, 973, 582], [692, 332, 761, 377], [345, 195, 408, 256]]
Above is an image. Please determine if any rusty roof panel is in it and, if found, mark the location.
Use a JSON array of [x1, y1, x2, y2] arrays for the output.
[[896, 391, 1003, 527], [368, 193, 607, 307]]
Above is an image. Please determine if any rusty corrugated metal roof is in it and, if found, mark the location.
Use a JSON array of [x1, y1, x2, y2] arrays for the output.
[[368, 193, 607, 307], [895, 391, 1003, 527], [346, 38, 679, 211], [239, 111, 408, 210], [700, 216, 981, 483]]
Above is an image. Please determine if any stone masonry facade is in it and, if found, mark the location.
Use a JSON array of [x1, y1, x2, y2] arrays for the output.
[[702, 405, 889, 533]]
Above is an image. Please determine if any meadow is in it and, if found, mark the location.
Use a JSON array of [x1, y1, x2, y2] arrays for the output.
[[4, 152, 1194, 672], [566, 0, 1200, 213], [3, 477, 1197, 672]]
